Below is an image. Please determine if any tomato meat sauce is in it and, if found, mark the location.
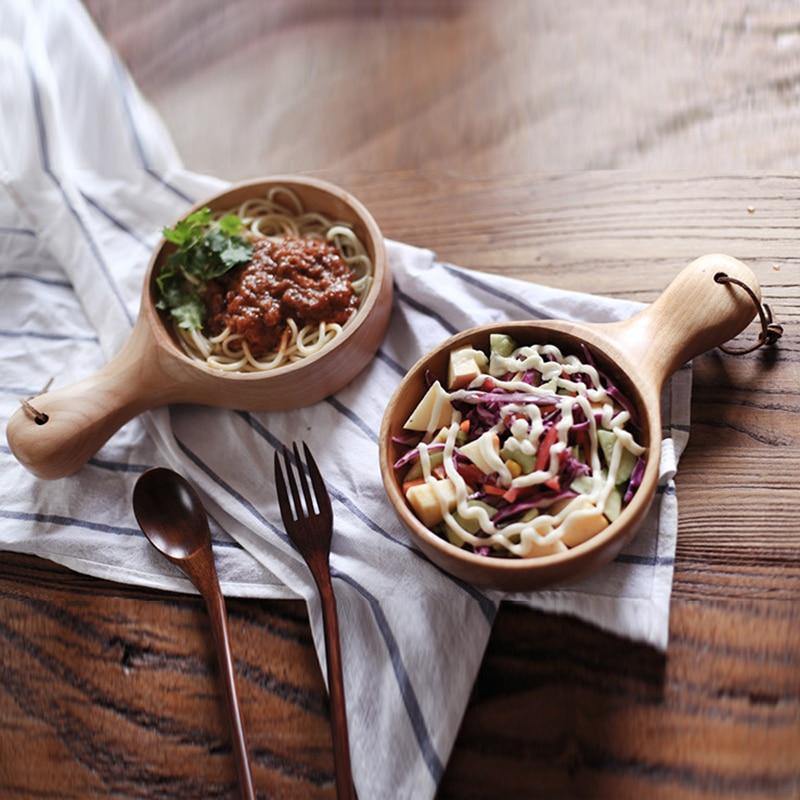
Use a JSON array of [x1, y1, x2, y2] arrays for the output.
[[205, 237, 358, 356]]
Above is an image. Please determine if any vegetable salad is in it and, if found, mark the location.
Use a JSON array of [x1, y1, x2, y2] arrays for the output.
[[393, 334, 647, 558]]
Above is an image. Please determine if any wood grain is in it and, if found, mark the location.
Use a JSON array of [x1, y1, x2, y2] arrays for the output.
[[2, 171, 798, 798], [0, 554, 333, 799], [85, 0, 800, 177]]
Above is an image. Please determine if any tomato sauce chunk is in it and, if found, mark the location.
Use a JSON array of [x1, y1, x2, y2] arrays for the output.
[[205, 237, 358, 356]]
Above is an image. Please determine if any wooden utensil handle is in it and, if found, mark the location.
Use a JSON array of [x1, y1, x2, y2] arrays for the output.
[[602, 254, 762, 389], [5, 323, 169, 479], [317, 574, 356, 800], [203, 576, 256, 800]]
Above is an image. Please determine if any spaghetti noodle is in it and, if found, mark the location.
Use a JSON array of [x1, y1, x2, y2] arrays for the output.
[[172, 186, 373, 372]]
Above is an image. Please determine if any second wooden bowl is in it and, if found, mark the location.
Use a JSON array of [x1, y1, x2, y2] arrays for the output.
[[7, 176, 391, 479], [379, 255, 761, 591]]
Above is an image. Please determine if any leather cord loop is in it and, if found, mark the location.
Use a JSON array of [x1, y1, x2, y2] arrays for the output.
[[714, 272, 783, 355], [18, 377, 53, 425]]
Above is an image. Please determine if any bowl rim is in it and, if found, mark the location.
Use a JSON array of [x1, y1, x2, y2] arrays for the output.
[[378, 319, 663, 576], [141, 175, 387, 382]]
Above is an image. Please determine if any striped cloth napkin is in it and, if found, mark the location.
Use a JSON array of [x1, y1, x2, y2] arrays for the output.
[[0, 3, 690, 797]]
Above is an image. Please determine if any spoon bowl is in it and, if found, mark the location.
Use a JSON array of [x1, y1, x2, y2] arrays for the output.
[[132, 467, 211, 560]]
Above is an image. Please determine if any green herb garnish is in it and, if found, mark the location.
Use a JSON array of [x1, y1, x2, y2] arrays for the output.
[[156, 208, 253, 330]]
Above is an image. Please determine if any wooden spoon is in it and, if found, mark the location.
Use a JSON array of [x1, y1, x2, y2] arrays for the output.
[[132, 468, 256, 800]]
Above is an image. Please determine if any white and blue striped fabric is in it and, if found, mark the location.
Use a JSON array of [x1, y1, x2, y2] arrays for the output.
[[0, 3, 691, 797]]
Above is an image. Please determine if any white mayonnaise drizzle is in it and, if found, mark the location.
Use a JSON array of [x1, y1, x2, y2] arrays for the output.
[[411, 342, 646, 557]]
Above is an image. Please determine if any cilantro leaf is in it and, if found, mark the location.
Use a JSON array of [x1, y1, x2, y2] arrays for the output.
[[162, 207, 213, 246], [186, 207, 213, 227], [203, 230, 252, 277], [218, 214, 244, 236], [156, 209, 253, 331], [219, 239, 253, 269], [170, 295, 205, 330]]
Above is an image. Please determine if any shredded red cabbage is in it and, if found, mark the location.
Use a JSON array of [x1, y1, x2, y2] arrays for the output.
[[459, 390, 561, 406], [580, 343, 597, 369], [463, 407, 491, 437], [520, 370, 541, 386], [391, 431, 422, 449], [491, 490, 578, 526], [560, 453, 591, 486], [605, 382, 639, 427], [623, 456, 646, 503], [392, 442, 445, 470], [581, 343, 639, 427]]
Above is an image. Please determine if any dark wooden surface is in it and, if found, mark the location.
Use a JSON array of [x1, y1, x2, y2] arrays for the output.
[[3, 2, 800, 798], [85, 0, 800, 176]]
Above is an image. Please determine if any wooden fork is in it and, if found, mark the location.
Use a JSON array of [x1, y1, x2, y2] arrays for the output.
[[274, 443, 355, 800]]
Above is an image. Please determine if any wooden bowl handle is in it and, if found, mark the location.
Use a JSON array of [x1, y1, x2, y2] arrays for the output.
[[601, 254, 762, 389], [5, 322, 170, 480]]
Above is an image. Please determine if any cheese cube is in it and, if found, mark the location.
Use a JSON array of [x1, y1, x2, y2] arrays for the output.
[[558, 508, 608, 547], [405, 479, 458, 527], [404, 381, 453, 431], [528, 539, 568, 557], [447, 346, 489, 390], [458, 431, 500, 475]]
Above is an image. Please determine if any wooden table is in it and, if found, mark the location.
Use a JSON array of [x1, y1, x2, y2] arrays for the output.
[[2, 172, 798, 799], [4, 2, 800, 798]]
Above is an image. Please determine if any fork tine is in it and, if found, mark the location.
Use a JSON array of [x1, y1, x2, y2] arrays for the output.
[[303, 442, 332, 518], [293, 442, 315, 516], [274, 450, 295, 527], [282, 445, 304, 518]]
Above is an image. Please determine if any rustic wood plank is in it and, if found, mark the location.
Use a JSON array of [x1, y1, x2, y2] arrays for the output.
[[0, 554, 334, 799], [85, 0, 800, 176]]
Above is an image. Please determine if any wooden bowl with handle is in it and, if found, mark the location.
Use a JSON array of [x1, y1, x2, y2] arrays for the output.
[[379, 254, 762, 592], [7, 176, 390, 480]]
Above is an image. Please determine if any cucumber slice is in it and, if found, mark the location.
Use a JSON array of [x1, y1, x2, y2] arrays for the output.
[[597, 429, 636, 484], [597, 430, 615, 466], [451, 500, 496, 535], [405, 450, 444, 481], [490, 333, 517, 357], [570, 474, 595, 494], [446, 525, 465, 547], [616, 449, 637, 484], [604, 486, 623, 522]]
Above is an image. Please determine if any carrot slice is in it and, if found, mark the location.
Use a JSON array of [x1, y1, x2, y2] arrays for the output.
[[502, 487, 520, 503], [535, 425, 559, 472]]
